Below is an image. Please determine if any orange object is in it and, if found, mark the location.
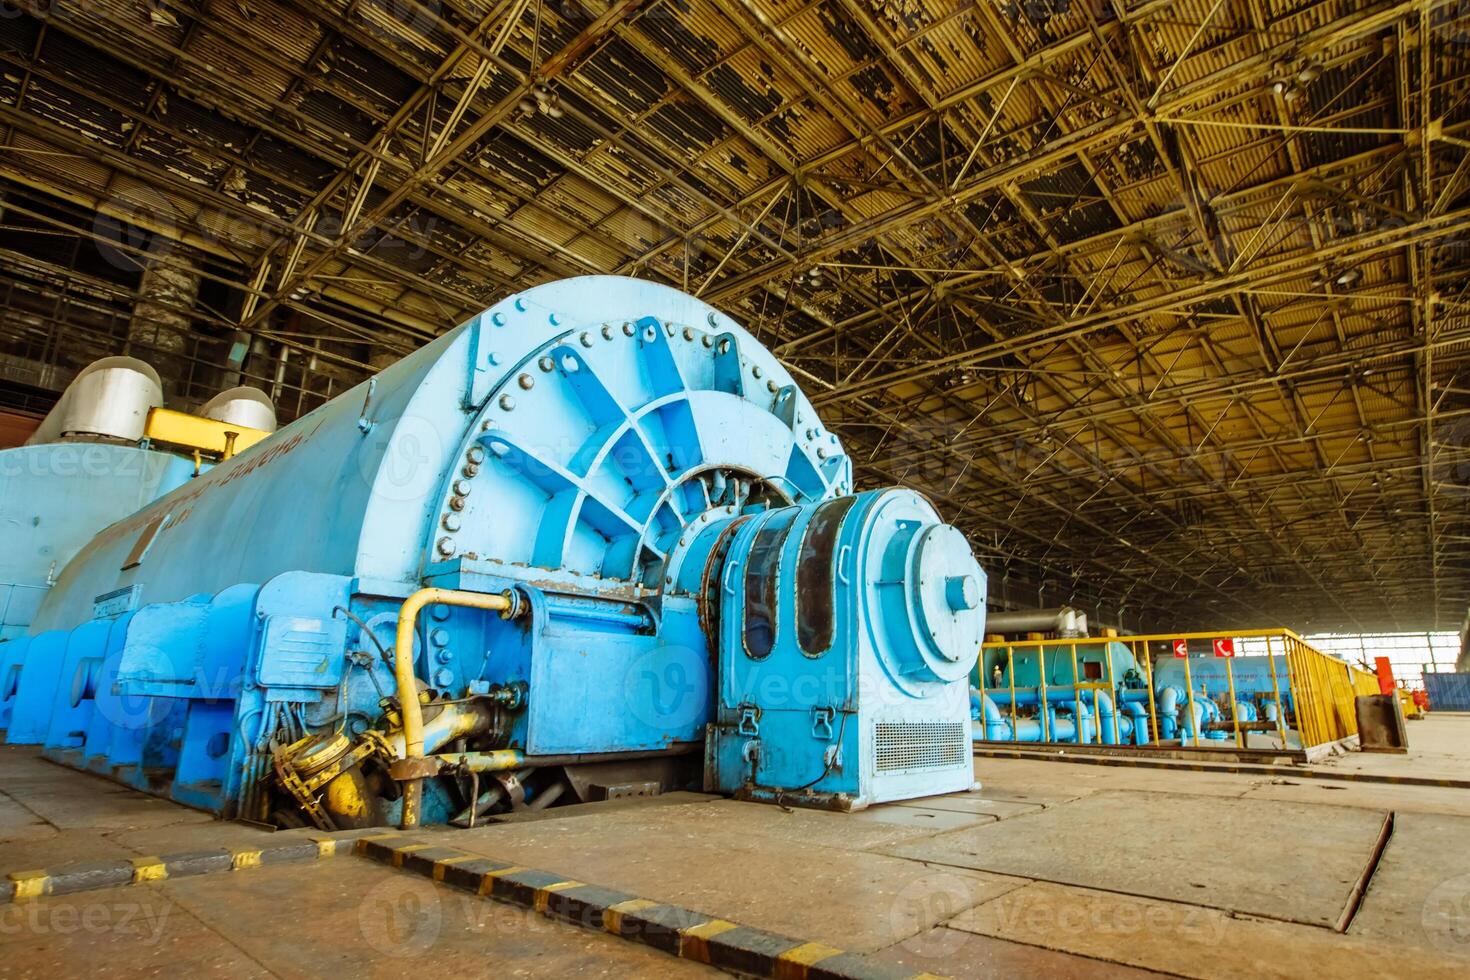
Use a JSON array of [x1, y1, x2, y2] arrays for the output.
[[1373, 657, 1395, 695]]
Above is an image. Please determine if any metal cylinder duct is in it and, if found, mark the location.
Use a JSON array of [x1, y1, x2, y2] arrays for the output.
[[26, 357, 164, 446], [985, 605, 1088, 637], [199, 386, 277, 434]]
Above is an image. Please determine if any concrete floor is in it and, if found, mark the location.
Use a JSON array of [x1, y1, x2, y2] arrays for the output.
[[2, 717, 1470, 978], [0, 857, 717, 978]]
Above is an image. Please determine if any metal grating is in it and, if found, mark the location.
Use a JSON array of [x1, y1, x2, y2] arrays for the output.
[[874, 721, 968, 774]]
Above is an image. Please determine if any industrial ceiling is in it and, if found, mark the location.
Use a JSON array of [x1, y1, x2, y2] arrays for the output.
[[0, 0, 1466, 632]]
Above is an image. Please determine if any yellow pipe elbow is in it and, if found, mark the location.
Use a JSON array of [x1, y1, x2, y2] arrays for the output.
[[392, 587, 515, 827]]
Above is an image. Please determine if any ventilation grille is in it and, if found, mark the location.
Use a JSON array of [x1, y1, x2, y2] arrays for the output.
[[874, 722, 968, 773]]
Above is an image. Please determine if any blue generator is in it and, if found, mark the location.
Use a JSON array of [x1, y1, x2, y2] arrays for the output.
[[0, 276, 984, 828]]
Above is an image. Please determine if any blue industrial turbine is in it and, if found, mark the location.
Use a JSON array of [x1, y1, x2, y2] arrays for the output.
[[0, 277, 985, 826]]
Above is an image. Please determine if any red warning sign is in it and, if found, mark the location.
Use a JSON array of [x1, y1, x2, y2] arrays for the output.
[[1171, 639, 1188, 658], [1213, 637, 1236, 658]]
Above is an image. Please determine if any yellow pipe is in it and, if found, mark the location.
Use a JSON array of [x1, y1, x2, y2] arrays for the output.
[[431, 749, 526, 773], [394, 587, 516, 828], [1069, 642, 1084, 744], [1265, 635, 1288, 745], [1007, 646, 1017, 739], [1142, 640, 1158, 744], [1225, 657, 1242, 748], [1104, 641, 1121, 745], [1037, 646, 1049, 742], [1182, 650, 1198, 747]]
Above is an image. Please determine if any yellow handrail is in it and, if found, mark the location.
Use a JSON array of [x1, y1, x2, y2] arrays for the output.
[[976, 627, 1380, 750]]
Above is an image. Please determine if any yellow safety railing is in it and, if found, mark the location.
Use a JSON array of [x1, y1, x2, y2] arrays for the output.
[[975, 628, 1380, 752]]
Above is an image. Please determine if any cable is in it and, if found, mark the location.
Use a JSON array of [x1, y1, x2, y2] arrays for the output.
[[761, 709, 850, 811], [333, 606, 392, 667]]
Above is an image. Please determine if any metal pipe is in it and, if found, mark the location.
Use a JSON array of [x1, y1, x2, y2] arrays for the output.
[[1142, 640, 1159, 744], [433, 744, 700, 772], [1226, 657, 1242, 748], [1182, 652, 1198, 747], [985, 606, 1088, 636], [529, 781, 568, 810], [393, 587, 517, 828]]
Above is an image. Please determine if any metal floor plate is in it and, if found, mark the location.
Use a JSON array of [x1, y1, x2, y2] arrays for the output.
[[883, 789, 1387, 927]]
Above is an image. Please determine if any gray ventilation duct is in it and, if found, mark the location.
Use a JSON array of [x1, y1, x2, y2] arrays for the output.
[[25, 356, 164, 446], [200, 386, 277, 434]]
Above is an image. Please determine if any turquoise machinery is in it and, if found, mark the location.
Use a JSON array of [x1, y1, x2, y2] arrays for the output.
[[974, 640, 1155, 745], [0, 276, 985, 828], [972, 640, 1297, 746]]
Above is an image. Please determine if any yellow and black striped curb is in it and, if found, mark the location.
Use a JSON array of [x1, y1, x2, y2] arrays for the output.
[[0, 829, 373, 903], [972, 746, 1470, 789], [356, 835, 947, 980]]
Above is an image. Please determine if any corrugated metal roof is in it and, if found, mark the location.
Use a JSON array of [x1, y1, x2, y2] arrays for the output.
[[0, 0, 1463, 630]]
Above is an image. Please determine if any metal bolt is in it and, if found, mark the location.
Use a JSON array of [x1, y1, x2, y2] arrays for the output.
[[499, 394, 516, 411], [580, 331, 594, 348], [702, 335, 713, 348], [430, 627, 450, 647], [463, 462, 480, 478], [549, 313, 561, 325], [682, 326, 694, 341], [453, 479, 471, 496], [517, 373, 534, 390], [437, 537, 456, 556], [442, 513, 462, 531], [707, 312, 718, 327], [752, 365, 763, 379], [817, 448, 827, 460], [466, 445, 486, 464], [767, 380, 778, 393], [514, 298, 527, 312], [492, 312, 507, 326], [622, 321, 635, 336], [538, 356, 554, 372], [449, 496, 466, 512], [602, 324, 614, 340]]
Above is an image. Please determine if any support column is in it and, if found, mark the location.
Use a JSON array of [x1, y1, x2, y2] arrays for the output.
[[127, 240, 201, 400]]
